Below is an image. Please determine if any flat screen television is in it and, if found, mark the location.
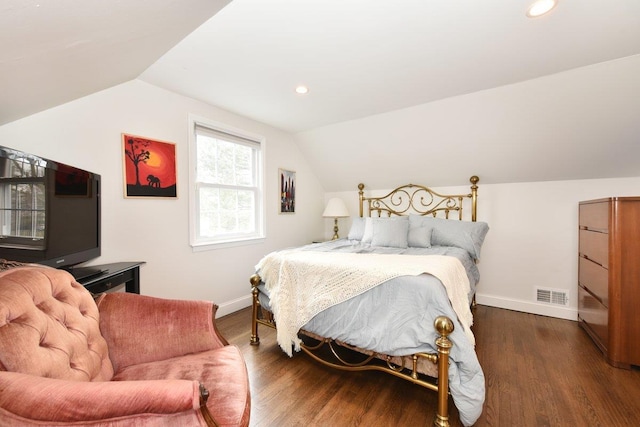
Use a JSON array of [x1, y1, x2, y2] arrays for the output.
[[0, 145, 101, 278]]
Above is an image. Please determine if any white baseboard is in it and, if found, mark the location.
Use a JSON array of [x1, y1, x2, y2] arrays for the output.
[[476, 293, 578, 321], [216, 294, 253, 318]]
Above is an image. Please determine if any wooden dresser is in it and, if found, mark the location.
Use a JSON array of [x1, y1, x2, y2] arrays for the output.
[[578, 197, 640, 369]]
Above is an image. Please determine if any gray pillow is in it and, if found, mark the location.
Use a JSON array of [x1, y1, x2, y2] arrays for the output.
[[347, 217, 366, 240], [407, 225, 432, 248], [409, 215, 489, 260], [370, 217, 410, 248]]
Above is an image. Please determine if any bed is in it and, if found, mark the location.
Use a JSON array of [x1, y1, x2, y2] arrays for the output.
[[249, 177, 488, 427]]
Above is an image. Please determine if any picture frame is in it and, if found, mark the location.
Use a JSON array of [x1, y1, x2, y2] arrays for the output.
[[122, 133, 177, 198], [279, 168, 296, 213]]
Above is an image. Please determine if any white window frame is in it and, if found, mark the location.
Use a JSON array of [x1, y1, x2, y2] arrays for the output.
[[0, 159, 47, 247], [188, 115, 265, 250]]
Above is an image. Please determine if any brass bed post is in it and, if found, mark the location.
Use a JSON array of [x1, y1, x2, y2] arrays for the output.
[[469, 175, 480, 308], [358, 183, 365, 217], [470, 175, 479, 222], [434, 316, 454, 427], [250, 274, 262, 345]]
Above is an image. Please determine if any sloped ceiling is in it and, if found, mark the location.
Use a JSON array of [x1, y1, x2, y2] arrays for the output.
[[2, 0, 640, 190], [140, 0, 640, 189], [294, 54, 640, 191], [0, 0, 231, 125], [140, 0, 640, 133]]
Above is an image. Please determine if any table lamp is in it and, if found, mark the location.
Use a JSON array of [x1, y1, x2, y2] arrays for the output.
[[322, 198, 349, 240]]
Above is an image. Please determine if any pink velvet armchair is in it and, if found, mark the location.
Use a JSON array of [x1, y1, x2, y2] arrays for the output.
[[0, 265, 250, 426]]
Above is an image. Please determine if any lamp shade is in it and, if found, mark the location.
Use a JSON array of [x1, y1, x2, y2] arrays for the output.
[[322, 198, 349, 218]]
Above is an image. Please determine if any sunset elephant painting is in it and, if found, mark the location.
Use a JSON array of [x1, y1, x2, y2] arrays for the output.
[[123, 133, 177, 198]]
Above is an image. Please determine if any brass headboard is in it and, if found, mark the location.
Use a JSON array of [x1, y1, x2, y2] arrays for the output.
[[358, 176, 479, 221]]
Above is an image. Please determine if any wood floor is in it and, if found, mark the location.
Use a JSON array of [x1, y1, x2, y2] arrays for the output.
[[216, 305, 640, 426]]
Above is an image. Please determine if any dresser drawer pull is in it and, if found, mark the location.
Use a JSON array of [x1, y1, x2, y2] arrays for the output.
[[580, 254, 606, 268], [579, 226, 608, 233]]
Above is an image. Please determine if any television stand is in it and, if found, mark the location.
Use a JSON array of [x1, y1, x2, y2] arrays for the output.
[[74, 262, 145, 294], [66, 266, 108, 281]]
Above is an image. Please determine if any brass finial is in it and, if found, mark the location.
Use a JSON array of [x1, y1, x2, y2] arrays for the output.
[[250, 274, 261, 287], [434, 316, 454, 337]]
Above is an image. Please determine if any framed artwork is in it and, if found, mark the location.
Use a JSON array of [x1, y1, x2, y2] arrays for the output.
[[122, 133, 177, 198], [279, 168, 295, 213]]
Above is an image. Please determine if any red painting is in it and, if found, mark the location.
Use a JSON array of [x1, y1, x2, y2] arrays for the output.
[[122, 133, 177, 198]]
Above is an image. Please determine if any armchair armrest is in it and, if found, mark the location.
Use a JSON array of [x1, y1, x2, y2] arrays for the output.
[[0, 371, 208, 425], [96, 292, 228, 371]]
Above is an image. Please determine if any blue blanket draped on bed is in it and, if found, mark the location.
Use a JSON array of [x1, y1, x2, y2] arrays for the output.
[[256, 239, 485, 426]]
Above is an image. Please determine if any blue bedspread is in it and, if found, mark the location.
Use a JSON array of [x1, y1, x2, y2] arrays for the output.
[[256, 239, 485, 426]]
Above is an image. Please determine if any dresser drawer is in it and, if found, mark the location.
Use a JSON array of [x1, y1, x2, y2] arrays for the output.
[[579, 201, 609, 231], [578, 256, 608, 307], [579, 229, 608, 267], [578, 285, 608, 348]]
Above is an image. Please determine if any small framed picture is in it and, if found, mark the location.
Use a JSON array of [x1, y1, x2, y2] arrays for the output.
[[279, 168, 295, 213], [122, 133, 177, 198]]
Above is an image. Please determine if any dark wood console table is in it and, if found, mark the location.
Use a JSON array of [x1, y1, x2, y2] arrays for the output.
[[75, 262, 145, 294]]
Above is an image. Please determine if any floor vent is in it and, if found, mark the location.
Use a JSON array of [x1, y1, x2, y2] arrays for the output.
[[536, 288, 569, 306]]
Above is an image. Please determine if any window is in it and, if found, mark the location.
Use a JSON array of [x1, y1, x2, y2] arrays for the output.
[[189, 117, 264, 249], [0, 157, 46, 249]]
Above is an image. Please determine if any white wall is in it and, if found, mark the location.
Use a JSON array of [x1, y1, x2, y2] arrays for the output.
[[478, 177, 640, 320], [0, 80, 325, 316], [326, 176, 640, 321]]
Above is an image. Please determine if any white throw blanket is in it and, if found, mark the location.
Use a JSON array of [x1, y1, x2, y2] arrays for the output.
[[256, 250, 474, 356]]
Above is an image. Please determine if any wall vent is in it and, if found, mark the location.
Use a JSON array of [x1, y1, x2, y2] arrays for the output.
[[536, 287, 569, 306]]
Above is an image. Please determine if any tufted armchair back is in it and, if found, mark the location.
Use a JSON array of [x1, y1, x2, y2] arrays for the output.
[[0, 266, 114, 381]]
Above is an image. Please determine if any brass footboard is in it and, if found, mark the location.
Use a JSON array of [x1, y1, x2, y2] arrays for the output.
[[249, 274, 454, 427]]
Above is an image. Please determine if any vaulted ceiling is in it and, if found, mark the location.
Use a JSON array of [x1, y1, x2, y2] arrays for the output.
[[0, 0, 231, 125], [140, 0, 640, 133], [2, 0, 640, 190]]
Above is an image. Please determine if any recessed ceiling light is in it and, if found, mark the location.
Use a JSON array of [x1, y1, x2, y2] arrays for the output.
[[526, 0, 558, 18], [295, 85, 309, 95]]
